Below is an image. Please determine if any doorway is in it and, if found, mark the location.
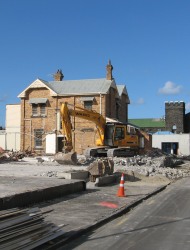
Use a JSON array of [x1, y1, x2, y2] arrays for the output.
[[57, 136, 63, 152], [162, 142, 178, 155]]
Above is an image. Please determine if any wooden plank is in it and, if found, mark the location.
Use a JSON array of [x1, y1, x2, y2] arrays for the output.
[[0, 207, 64, 250]]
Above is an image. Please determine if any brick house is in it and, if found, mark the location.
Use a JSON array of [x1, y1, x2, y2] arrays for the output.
[[18, 61, 130, 154]]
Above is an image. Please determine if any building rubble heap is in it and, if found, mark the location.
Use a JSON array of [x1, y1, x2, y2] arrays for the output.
[[0, 147, 40, 162], [112, 148, 190, 180], [0, 147, 190, 181]]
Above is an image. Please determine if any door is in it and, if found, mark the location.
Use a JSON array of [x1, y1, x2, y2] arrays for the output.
[[162, 142, 178, 155], [57, 136, 64, 152]]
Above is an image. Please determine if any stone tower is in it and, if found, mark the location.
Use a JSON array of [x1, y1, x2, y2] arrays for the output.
[[165, 101, 185, 133]]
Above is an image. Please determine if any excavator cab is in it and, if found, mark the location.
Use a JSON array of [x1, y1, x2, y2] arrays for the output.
[[104, 123, 139, 148], [104, 123, 127, 147]]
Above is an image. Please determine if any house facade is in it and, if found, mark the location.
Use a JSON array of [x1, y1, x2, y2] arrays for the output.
[[18, 61, 130, 154]]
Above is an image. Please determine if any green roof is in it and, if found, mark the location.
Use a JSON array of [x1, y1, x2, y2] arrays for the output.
[[128, 118, 165, 128]]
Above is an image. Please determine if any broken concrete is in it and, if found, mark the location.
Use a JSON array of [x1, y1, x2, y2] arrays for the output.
[[54, 152, 78, 165], [94, 175, 117, 187], [87, 158, 114, 181], [57, 170, 89, 180]]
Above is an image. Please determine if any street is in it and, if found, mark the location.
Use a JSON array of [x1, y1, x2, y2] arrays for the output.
[[63, 177, 190, 250]]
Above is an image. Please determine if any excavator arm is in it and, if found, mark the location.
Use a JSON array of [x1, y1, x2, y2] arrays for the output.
[[60, 102, 73, 152], [60, 102, 106, 152]]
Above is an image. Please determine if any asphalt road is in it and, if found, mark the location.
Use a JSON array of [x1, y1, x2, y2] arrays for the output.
[[62, 177, 190, 250]]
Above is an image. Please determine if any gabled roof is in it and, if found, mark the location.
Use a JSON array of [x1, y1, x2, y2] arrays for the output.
[[117, 85, 130, 103], [128, 118, 165, 128], [18, 79, 57, 98], [18, 78, 118, 98]]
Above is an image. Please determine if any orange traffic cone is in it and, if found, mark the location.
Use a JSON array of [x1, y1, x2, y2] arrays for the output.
[[117, 173, 125, 197]]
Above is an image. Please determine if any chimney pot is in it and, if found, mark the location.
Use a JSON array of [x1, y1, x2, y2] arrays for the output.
[[106, 60, 113, 80], [53, 69, 64, 81]]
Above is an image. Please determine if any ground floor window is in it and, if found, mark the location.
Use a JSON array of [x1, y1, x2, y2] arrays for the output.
[[34, 129, 44, 148]]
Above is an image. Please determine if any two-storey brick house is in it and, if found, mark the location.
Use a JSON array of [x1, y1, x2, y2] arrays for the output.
[[18, 61, 130, 154]]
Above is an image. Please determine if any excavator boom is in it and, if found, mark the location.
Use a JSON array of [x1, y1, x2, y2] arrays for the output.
[[61, 102, 106, 147]]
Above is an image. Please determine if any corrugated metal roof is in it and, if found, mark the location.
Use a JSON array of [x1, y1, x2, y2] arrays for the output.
[[45, 78, 113, 95], [128, 118, 165, 128], [18, 78, 129, 99], [154, 131, 173, 135]]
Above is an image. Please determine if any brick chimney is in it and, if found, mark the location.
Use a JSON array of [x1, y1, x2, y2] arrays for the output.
[[106, 60, 113, 80], [53, 69, 64, 81]]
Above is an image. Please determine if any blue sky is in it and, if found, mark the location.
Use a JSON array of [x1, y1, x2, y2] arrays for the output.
[[1, 0, 190, 127]]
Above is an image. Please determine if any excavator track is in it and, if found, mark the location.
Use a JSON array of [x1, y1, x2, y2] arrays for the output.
[[85, 147, 137, 158], [84, 147, 108, 158], [107, 148, 136, 157]]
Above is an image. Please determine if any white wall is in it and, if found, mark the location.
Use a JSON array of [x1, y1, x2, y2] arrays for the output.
[[152, 134, 190, 155], [6, 104, 21, 133], [3, 104, 21, 151], [0, 130, 6, 149]]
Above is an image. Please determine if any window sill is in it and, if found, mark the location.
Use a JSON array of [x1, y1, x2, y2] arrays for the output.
[[31, 115, 47, 118]]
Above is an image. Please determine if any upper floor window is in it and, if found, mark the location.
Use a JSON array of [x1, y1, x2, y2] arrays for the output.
[[84, 101, 93, 110], [29, 98, 48, 117], [80, 97, 95, 111], [32, 104, 46, 116], [32, 104, 38, 116], [40, 104, 46, 116]]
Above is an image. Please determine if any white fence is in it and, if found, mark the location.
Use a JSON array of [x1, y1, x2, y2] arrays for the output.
[[0, 131, 20, 151]]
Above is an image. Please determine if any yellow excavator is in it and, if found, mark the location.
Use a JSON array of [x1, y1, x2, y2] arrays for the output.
[[55, 102, 139, 164]]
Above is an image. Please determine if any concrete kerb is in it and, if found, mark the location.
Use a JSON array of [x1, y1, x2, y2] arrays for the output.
[[48, 183, 170, 249], [0, 179, 86, 210]]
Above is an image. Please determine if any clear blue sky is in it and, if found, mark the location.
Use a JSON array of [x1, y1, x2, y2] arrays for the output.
[[1, 0, 190, 127]]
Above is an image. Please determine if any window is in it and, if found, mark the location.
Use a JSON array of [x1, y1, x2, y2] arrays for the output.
[[32, 104, 46, 116], [32, 104, 38, 116], [116, 102, 120, 119], [40, 104, 46, 115], [34, 129, 44, 148], [84, 101, 93, 110], [114, 127, 125, 140]]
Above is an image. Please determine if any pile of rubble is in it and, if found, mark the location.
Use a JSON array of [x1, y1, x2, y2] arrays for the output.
[[113, 148, 190, 180], [0, 147, 35, 162], [87, 159, 114, 181]]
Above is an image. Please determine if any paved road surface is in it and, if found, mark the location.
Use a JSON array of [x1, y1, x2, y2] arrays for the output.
[[63, 177, 190, 250]]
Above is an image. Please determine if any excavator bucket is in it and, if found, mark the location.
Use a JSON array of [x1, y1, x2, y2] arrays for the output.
[[54, 152, 78, 165]]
